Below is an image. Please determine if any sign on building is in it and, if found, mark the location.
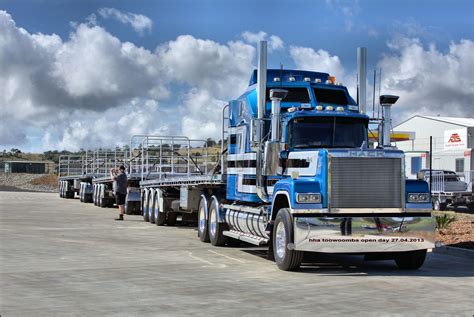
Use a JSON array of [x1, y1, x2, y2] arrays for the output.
[[444, 128, 467, 150]]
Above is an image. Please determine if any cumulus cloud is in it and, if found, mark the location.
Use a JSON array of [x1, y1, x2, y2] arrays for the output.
[[241, 31, 284, 51], [97, 7, 152, 35], [0, 11, 256, 151], [378, 37, 474, 120], [290, 46, 345, 78], [158, 35, 254, 99], [52, 99, 174, 151]]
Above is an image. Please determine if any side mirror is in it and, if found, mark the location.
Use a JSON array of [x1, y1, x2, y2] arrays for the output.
[[278, 150, 289, 175]]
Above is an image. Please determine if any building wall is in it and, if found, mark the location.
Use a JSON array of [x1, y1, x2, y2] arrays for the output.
[[394, 116, 472, 177]]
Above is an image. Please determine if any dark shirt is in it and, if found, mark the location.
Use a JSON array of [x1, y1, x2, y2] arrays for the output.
[[113, 172, 128, 194]]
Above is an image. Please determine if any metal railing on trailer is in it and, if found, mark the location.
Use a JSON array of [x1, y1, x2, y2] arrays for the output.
[[129, 135, 220, 183], [58, 149, 130, 179]]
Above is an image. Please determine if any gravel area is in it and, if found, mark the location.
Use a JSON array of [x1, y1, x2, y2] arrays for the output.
[[0, 172, 57, 193], [436, 212, 474, 249]]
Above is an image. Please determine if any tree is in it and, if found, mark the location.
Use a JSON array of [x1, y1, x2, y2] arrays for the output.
[[206, 138, 216, 147]]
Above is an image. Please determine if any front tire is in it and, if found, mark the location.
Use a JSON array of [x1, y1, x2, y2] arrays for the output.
[[208, 196, 227, 246], [433, 198, 447, 211], [273, 208, 303, 271], [395, 249, 427, 270], [198, 196, 210, 242]]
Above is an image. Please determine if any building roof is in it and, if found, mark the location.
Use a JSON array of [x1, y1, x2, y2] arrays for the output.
[[395, 115, 474, 128]]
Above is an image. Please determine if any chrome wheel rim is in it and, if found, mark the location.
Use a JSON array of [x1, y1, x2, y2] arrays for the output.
[[275, 221, 286, 260], [209, 207, 217, 238], [199, 206, 206, 234], [148, 196, 153, 219], [143, 193, 148, 216]]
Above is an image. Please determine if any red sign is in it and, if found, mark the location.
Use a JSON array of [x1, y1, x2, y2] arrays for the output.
[[465, 150, 471, 157], [448, 133, 462, 143]]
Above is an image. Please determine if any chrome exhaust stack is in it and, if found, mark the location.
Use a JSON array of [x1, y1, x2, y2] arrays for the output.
[[379, 95, 399, 147], [357, 47, 367, 114], [255, 41, 270, 202]]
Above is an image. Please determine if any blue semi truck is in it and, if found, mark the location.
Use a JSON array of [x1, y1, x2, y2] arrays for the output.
[[59, 41, 435, 271]]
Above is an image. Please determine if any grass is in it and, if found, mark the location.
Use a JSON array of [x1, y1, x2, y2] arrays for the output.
[[435, 213, 456, 230], [30, 174, 58, 188]]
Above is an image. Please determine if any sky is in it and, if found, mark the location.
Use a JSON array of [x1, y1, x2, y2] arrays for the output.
[[0, 0, 473, 153]]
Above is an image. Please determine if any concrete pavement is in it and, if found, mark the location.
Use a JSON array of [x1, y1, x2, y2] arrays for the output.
[[1, 191, 473, 316]]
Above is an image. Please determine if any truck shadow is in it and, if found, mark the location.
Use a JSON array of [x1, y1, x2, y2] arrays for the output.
[[241, 247, 474, 277]]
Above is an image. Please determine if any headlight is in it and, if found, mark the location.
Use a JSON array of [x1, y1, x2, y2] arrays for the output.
[[407, 193, 430, 203], [296, 193, 321, 204]]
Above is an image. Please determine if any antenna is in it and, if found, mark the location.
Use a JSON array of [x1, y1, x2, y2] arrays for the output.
[[377, 68, 382, 118], [279, 63, 283, 88], [372, 69, 376, 118]]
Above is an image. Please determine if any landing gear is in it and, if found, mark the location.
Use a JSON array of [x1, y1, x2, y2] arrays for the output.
[[273, 208, 303, 271]]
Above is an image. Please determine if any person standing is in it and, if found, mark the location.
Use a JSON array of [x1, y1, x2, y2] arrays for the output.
[[110, 165, 128, 221]]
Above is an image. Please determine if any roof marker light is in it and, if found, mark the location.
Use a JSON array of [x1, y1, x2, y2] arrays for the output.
[[325, 106, 334, 111], [336, 106, 344, 112], [289, 76, 296, 82], [325, 80, 333, 84], [304, 77, 311, 82], [337, 82, 343, 86], [316, 105, 323, 111], [273, 77, 281, 82], [328, 76, 336, 84], [315, 78, 321, 83]]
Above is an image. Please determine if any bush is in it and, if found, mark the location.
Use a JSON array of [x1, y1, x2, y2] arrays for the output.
[[435, 214, 456, 230]]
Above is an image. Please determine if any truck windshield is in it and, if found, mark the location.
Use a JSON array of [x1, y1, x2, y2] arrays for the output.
[[287, 116, 368, 148]]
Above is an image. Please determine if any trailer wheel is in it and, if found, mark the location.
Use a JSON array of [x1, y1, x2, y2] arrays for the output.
[[99, 186, 107, 208], [166, 212, 178, 226], [143, 190, 150, 222], [148, 191, 156, 223], [80, 183, 85, 202], [273, 208, 303, 271], [197, 196, 210, 242], [395, 249, 427, 270], [208, 196, 227, 246], [93, 185, 98, 206], [468, 202, 474, 212], [433, 198, 447, 211]]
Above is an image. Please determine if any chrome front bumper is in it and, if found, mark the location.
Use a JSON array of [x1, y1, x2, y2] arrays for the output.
[[294, 214, 435, 253]]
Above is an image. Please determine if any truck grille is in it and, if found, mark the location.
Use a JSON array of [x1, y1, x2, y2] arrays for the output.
[[329, 157, 403, 209]]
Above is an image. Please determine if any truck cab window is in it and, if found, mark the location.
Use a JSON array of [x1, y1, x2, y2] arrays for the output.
[[313, 88, 348, 105], [266, 88, 310, 103], [287, 116, 367, 149]]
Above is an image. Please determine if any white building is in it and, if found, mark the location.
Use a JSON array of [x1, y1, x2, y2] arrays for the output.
[[393, 116, 474, 179]]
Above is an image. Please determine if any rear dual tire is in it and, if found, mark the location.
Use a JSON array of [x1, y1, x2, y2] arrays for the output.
[[208, 196, 227, 247], [197, 196, 210, 243]]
